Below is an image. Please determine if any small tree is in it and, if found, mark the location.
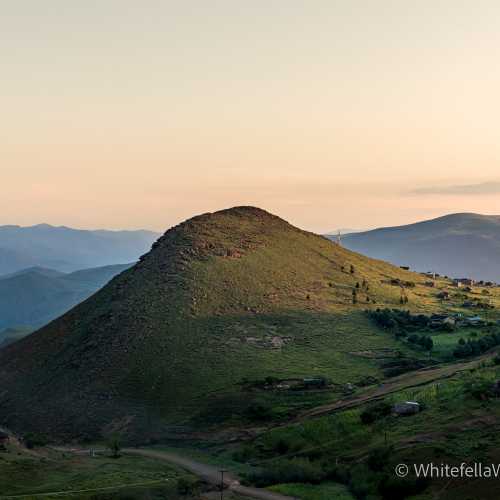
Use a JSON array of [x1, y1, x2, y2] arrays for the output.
[[106, 433, 122, 458], [177, 477, 201, 496], [350, 265, 355, 274]]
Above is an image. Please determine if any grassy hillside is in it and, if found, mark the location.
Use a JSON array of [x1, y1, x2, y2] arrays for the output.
[[220, 350, 500, 500], [335, 213, 500, 282], [0, 207, 488, 442], [0, 439, 201, 499]]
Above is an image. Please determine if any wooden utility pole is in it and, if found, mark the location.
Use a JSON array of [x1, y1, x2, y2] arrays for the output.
[[219, 469, 227, 500]]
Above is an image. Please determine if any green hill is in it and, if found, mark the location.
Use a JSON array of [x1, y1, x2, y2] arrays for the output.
[[0, 264, 133, 332], [0, 207, 452, 442]]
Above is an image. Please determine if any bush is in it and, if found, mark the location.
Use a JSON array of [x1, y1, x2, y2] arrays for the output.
[[360, 401, 391, 424], [106, 433, 122, 458], [367, 446, 393, 472], [24, 432, 48, 449], [177, 477, 202, 496], [464, 377, 495, 400], [246, 400, 275, 421], [232, 445, 254, 463], [348, 464, 380, 498], [247, 458, 326, 487], [379, 475, 430, 499]]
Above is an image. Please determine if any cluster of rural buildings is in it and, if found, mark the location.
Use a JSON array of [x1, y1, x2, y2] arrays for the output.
[[429, 313, 486, 329]]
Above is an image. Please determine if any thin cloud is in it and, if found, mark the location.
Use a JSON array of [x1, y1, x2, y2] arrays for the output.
[[411, 182, 500, 195]]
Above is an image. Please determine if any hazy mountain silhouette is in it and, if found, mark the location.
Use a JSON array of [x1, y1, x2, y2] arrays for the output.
[[0, 224, 159, 274], [336, 213, 500, 281]]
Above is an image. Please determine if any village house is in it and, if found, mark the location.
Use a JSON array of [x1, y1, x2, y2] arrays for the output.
[[429, 314, 456, 329], [393, 401, 421, 416], [423, 272, 439, 279], [453, 278, 475, 288], [302, 377, 328, 388], [465, 316, 485, 327]]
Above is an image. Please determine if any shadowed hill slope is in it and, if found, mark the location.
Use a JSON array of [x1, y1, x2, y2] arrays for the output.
[[335, 213, 500, 281], [0, 207, 441, 441]]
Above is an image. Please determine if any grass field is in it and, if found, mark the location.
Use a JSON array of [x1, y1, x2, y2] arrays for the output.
[[0, 448, 194, 499], [269, 482, 354, 500]]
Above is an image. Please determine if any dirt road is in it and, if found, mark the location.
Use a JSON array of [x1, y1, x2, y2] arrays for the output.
[[126, 448, 296, 500], [297, 351, 495, 421], [56, 447, 296, 500]]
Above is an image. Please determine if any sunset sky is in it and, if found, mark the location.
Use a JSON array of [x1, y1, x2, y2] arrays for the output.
[[3, 1, 500, 233]]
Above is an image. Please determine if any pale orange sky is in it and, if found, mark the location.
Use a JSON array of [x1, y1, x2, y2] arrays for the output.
[[2, 1, 500, 233]]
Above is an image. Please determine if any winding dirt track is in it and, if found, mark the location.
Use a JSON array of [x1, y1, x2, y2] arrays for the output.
[[297, 351, 496, 421], [55, 447, 296, 500], [125, 448, 296, 500]]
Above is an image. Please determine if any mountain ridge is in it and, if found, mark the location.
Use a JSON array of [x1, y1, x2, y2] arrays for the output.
[[0, 263, 133, 332], [0, 224, 159, 274], [335, 213, 500, 281]]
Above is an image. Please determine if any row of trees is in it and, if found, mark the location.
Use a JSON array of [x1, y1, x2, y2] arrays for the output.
[[453, 333, 500, 358], [368, 309, 433, 352]]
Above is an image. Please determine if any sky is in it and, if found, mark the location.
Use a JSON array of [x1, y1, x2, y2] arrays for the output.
[[2, 1, 500, 233]]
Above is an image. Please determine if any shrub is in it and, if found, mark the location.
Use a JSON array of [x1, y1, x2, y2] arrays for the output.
[[348, 464, 379, 498], [24, 432, 48, 449], [232, 446, 254, 463], [360, 401, 391, 424], [247, 458, 325, 487], [367, 446, 393, 472], [246, 400, 274, 421], [106, 433, 122, 458], [464, 377, 495, 400], [177, 477, 201, 496], [379, 475, 430, 499]]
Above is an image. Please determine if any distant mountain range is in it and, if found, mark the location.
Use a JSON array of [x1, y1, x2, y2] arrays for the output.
[[331, 213, 500, 282], [0, 224, 159, 274], [0, 263, 132, 336]]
